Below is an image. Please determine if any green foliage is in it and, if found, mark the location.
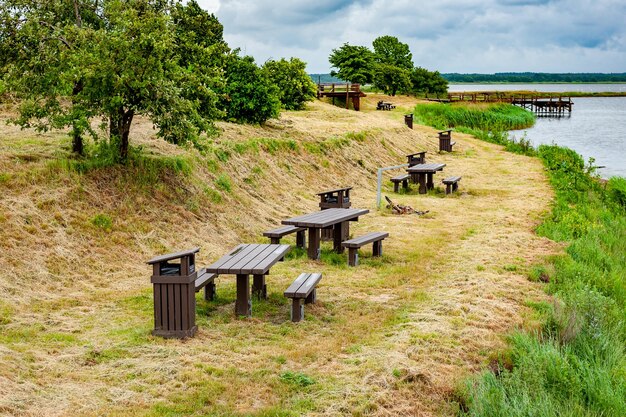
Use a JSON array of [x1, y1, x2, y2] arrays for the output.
[[443, 72, 626, 83], [607, 177, 626, 209], [280, 371, 315, 387], [91, 214, 113, 231], [263, 58, 317, 110], [411, 67, 448, 96], [328, 43, 375, 85], [220, 54, 281, 124], [460, 145, 626, 417], [413, 103, 536, 156], [1, 0, 225, 161], [373, 63, 411, 96], [215, 174, 232, 193], [372, 35, 413, 70]]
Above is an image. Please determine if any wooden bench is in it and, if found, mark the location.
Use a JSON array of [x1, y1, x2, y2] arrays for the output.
[[284, 273, 322, 322], [263, 225, 306, 248], [438, 129, 456, 152], [194, 268, 217, 301], [442, 176, 461, 194], [342, 232, 389, 266], [390, 174, 410, 192]]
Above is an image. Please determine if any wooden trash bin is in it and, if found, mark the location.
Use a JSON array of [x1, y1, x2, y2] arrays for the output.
[[147, 248, 200, 339], [438, 129, 455, 152], [404, 114, 413, 129], [317, 187, 352, 242], [406, 151, 426, 167]]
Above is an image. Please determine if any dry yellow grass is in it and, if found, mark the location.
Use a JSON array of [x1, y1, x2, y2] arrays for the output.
[[0, 94, 560, 416]]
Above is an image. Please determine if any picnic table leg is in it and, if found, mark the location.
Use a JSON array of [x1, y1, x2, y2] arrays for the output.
[[235, 274, 252, 317], [307, 227, 321, 260], [333, 222, 345, 253], [418, 174, 427, 194], [426, 173, 434, 190], [252, 274, 267, 300]]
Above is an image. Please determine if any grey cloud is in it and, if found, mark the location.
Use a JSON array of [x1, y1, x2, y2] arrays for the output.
[[206, 0, 626, 72]]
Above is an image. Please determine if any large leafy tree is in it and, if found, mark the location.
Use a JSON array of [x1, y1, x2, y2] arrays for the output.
[[219, 54, 280, 124], [372, 35, 413, 70], [1, 0, 224, 161], [1, 0, 104, 155], [263, 58, 316, 110], [373, 63, 411, 96], [328, 43, 375, 85], [410, 67, 448, 96]]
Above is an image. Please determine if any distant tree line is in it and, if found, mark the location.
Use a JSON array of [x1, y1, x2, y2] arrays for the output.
[[443, 72, 626, 83], [0, 0, 316, 161], [327, 36, 448, 96]]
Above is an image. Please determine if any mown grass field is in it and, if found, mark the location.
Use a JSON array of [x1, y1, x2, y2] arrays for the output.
[[0, 95, 558, 416]]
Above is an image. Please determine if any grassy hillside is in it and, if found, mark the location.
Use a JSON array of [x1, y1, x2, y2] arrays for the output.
[[0, 95, 557, 416]]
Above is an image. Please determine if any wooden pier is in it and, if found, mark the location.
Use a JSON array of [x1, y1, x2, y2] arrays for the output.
[[317, 83, 366, 111], [428, 92, 573, 115]]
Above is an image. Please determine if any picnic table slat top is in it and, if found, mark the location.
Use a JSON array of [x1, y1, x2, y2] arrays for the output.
[[147, 247, 200, 264], [315, 187, 353, 196], [205, 244, 290, 275], [282, 208, 369, 228], [406, 163, 446, 173]]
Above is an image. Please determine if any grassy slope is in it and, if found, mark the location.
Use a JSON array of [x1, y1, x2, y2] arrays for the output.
[[0, 95, 557, 416]]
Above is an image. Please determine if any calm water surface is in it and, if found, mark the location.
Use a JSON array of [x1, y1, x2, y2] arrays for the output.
[[510, 97, 626, 178], [446, 84, 626, 178]]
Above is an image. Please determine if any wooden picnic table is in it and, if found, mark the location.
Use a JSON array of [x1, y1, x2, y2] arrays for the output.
[[205, 243, 290, 316], [282, 208, 369, 260], [407, 163, 446, 194]]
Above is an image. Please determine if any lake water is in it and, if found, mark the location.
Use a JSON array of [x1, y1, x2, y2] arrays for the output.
[[448, 84, 626, 178]]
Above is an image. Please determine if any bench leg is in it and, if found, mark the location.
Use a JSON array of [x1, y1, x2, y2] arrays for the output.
[[446, 183, 452, 195], [235, 274, 251, 317], [291, 298, 304, 322], [296, 230, 306, 249], [402, 179, 408, 190], [252, 274, 267, 300], [373, 240, 383, 257], [348, 248, 359, 266], [426, 173, 434, 190], [453, 182, 459, 193], [204, 282, 216, 301], [270, 237, 280, 245], [308, 228, 321, 260], [305, 288, 316, 304], [393, 181, 399, 193]]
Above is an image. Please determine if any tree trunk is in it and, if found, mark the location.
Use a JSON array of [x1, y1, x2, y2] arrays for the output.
[[71, 124, 84, 155], [109, 108, 134, 162]]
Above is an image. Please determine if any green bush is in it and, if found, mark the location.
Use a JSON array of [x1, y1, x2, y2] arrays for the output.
[[219, 55, 281, 124], [607, 177, 626, 208], [263, 58, 317, 110]]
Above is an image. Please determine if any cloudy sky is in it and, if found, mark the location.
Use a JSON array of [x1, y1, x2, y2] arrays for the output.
[[196, 0, 626, 74]]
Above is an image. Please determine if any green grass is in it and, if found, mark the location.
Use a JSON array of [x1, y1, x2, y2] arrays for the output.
[[458, 145, 626, 416], [413, 102, 536, 155]]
